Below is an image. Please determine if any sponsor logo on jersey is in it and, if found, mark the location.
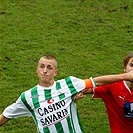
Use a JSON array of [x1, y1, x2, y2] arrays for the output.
[[119, 96, 125, 101], [37, 99, 69, 127], [47, 99, 54, 104], [124, 102, 133, 118]]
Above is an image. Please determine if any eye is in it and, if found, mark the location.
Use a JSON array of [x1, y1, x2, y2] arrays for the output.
[[129, 62, 133, 67], [48, 66, 53, 70], [40, 65, 45, 68]]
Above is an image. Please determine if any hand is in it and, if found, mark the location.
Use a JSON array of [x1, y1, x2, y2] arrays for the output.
[[126, 70, 133, 81], [0, 115, 9, 126], [74, 91, 84, 101], [74, 88, 93, 101]]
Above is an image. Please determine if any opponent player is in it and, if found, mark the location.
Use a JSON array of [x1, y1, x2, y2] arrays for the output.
[[75, 52, 133, 133]]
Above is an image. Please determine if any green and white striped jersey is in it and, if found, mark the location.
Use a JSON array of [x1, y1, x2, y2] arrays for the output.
[[3, 76, 86, 133]]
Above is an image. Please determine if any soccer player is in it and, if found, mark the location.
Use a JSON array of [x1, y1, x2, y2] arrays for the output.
[[75, 52, 133, 133], [1, 54, 133, 133]]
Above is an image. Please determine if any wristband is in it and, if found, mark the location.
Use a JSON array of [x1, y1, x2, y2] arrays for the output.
[[90, 77, 96, 88], [84, 77, 96, 89]]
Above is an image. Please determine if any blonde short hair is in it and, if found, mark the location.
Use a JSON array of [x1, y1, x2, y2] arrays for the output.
[[39, 54, 58, 68]]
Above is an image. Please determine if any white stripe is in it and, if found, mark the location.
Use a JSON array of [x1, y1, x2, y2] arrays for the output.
[[123, 81, 132, 94], [61, 117, 71, 133], [90, 77, 96, 88], [70, 102, 82, 133]]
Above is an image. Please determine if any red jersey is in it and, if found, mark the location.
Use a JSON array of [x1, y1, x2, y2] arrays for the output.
[[93, 81, 133, 133]]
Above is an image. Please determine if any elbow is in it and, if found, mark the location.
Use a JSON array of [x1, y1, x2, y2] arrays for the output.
[[0, 114, 9, 126]]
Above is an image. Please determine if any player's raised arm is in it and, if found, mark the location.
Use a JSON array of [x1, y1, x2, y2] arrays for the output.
[[74, 70, 133, 101], [0, 114, 9, 126], [93, 70, 133, 86]]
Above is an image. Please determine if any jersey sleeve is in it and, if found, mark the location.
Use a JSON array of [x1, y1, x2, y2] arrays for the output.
[[3, 96, 32, 119], [69, 76, 86, 92]]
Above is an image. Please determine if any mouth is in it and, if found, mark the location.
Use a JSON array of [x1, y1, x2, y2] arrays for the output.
[[41, 75, 48, 77], [41, 74, 49, 78]]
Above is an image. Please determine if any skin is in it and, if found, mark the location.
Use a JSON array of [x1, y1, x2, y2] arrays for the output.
[[0, 115, 9, 126], [36, 57, 58, 87], [124, 58, 133, 89], [1, 57, 133, 126]]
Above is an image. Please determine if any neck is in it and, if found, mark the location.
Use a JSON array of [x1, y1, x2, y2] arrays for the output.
[[125, 81, 133, 90], [39, 80, 54, 87]]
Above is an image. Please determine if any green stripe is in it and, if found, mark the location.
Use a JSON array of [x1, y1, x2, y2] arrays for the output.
[[21, 92, 38, 126], [59, 93, 65, 100], [56, 82, 65, 100], [31, 87, 40, 109], [70, 104, 76, 133], [65, 77, 78, 95], [66, 116, 74, 133], [56, 82, 61, 90], [76, 109, 84, 133], [69, 103, 83, 133], [44, 89, 52, 100], [43, 127, 50, 133], [65, 77, 79, 132], [56, 81, 73, 132], [55, 122, 64, 133]]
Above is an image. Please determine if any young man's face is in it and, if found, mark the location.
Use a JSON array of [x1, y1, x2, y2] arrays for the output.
[[125, 58, 133, 73], [36, 58, 58, 85]]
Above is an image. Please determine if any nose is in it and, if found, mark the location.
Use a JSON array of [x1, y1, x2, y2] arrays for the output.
[[43, 67, 47, 73]]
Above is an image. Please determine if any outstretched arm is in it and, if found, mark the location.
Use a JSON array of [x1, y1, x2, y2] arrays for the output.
[[0, 114, 10, 126], [93, 70, 133, 86], [74, 70, 133, 101]]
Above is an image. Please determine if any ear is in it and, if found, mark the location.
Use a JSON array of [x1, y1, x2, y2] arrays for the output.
[[36, 67, 38, 73], [123, 67, 127, 72], [54, 69, 58, 76]]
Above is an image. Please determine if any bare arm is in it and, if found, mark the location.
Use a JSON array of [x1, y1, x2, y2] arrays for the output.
[[94, 71, 133, 86], [0, 114, 10, 126], [74, 70, 133, 101]]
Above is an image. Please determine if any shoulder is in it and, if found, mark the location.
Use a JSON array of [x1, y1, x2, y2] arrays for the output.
[[57, 76, 83, 83], [107, 81, 124, 88], [20, 85, 37, 99], [95, 81, 124, 92], [23, 86, 37, 93], [100, 81, 124, 88], [66, 76, 83, 81]]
